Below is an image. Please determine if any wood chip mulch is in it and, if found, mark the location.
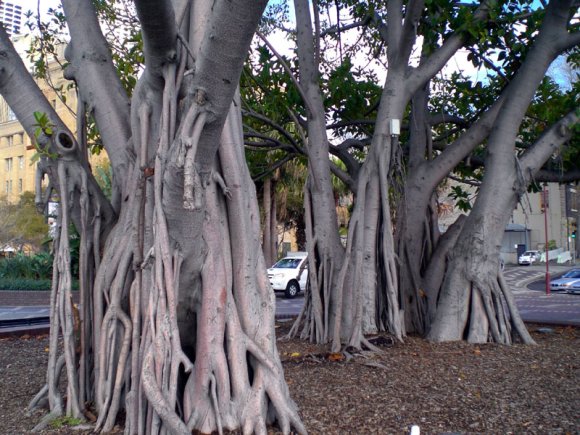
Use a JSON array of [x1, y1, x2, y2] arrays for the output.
[[1, 322, 578, 434]]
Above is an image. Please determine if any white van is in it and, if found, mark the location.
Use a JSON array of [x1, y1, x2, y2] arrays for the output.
[[518, 250, 541, 265], [267, 252, 308, 298]]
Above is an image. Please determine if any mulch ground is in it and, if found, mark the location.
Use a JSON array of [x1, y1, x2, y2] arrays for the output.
[[0, 321, 578, 434]]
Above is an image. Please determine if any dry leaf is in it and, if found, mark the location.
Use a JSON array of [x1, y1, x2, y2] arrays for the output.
[[290, 352, 301, 357], [327, 352, 345, 362]]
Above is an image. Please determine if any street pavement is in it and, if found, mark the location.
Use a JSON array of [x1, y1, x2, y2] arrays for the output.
[[503, 264, 580, 327], [1, 263, 579, 336]]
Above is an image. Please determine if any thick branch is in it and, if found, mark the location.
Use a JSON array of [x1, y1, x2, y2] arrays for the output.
[[134, 0, 178, 79], [62, 0, 132, 203], [534, 168, 580, 183], [0, 26, 116, 231], [192, 0, 269, 168], [408, 1, 493, 94], [400, 0, 425, 62], [521, 109, 579, 181]]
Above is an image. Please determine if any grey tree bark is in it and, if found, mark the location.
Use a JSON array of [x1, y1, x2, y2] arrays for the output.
[[290, 0, 496, 350], [1, 0, 306, 433], [428, 0, 580, 344]]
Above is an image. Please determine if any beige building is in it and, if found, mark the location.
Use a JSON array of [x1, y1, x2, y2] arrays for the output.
[[509, 183, 578, 258], [438, 179, 578, 263]]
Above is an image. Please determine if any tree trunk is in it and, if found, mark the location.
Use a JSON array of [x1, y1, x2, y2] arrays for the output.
[[8, 1, 306, 433], [262, 177, 274, 265], [428, 0, 577, 344]]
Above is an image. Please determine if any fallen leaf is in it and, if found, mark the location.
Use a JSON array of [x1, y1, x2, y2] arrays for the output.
[[290, 352, 301, 357], [327, 352, 345, 362]]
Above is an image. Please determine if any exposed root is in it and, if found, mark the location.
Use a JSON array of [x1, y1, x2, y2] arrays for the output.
[[31, 410, 64, 433]]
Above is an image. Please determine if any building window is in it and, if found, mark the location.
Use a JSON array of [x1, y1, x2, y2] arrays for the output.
[[4, 181, 8, 194], [18, 155, 24, 169], [7, 108, 16, 121], [4, 157, 12, 172], [18, 178, 22, 192]]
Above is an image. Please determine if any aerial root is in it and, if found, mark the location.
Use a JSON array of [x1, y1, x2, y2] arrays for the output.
[[141, 347, 190, 435]]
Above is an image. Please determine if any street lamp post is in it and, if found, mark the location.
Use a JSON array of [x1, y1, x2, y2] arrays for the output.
[[543, 185, 550, 296]]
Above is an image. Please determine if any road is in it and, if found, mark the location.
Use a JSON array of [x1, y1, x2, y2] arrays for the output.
[[1, 264, 579, 332], [274, 264, 580, 326], [503, 264, 580, 326]]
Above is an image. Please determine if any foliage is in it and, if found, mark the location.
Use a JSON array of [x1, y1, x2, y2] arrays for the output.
[[0, 192, 50, 250], [447, 185, 474, 212], [0, 278, 53, 290], [31, 111, 59, 162], [0, 252, 53, 280]]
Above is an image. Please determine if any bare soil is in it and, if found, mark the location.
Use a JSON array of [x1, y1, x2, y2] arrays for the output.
[[0, 322, 578, 434]]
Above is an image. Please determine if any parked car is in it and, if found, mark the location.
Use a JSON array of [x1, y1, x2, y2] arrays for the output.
[[550, 269, 580, 292], [567, 280, 580, 295], [267, 252, 308, 298], [518, 250, 541, 265]]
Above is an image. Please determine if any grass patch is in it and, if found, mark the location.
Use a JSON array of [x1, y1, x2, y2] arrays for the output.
[[49, 415, 84, 429]]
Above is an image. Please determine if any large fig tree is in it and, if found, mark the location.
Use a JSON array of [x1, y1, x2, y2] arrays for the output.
[[0, 0, 305, 433], [252, 0, 578, 349]]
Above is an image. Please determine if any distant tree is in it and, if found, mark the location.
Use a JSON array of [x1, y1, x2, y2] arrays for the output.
[[0, 192, 48, 252]]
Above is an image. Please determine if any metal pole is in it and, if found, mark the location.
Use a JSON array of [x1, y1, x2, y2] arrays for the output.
[[565, 185, 570, 252], [544, 186, 550, 295]]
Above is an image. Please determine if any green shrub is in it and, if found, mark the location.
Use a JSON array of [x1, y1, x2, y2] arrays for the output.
[[0, 252, 54, 280], [0, 278, 52, 290], [0, 278, 79, 290]]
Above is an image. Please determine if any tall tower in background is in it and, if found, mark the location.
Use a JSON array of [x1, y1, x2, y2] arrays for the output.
[[0, 1, 24, 36]]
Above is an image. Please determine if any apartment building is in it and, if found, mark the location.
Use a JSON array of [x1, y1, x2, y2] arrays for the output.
[[0, 1, 24, 36]]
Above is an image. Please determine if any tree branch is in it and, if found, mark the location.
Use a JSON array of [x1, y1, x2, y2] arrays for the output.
[[557, 31, 580, 52], [408, 1, 493, 94], [534, 168, 580, 183], [61, 0, 132, 207], [256, 31, 315, 116], [400, 0, 425, 62], [134, 0, 178, 81], [242, 108, 301, 150], [321, 16, 372, 37], [521, 109, 579, 181], [0, 26, 116, 231], [191, 0, 270, 168]]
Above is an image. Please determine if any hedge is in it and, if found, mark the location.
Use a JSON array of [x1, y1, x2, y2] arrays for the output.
[[0, 279, 79, 291]]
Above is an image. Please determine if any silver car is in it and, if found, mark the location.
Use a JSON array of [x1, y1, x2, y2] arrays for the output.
[[550, 269, 580, 292], [567, 280, 580, 295]]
